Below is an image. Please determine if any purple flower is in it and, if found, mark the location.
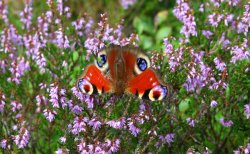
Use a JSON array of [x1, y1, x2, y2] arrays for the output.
[[54, 29, 70, 49], [186, 117, 195, 127], [70, 117, 88, 135], [70, 105, 83, 114], [208, 13, 224, 27], [43, 109, 57, 122], [77, 139, 87, 153], [228, 0, 241, 6], [173, 0, 197, 37], [0, 139, 7, 149], [59, 137, 66, 144], [120, 0, 137, 9], [106, 117, 126, 129], [11, 101, 22, 112], [8, 57, 30, 84], [0, 1, 9, 24], [220, 118, 233, 127], [109, 139, 120, 152], [0, 93, 6, 113], [214, 57, 226, 71], [210, 100, 218, 107], [159, 133, 175, 144], [57, 0, 63, 15], [127, 121, 140, 137], [230, 45, 250, 64], [202, 30, 213, 39], [88, 118, 102, 130], [20, 4, 32, 30], [55, 148, 69, 154], [164, 38, 183, 72], [13, 127, 30, 149], [224, 14, 234, 26], [244, 104, 250, 119]]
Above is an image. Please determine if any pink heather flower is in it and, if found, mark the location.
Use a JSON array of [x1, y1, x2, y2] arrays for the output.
[[202, 30, 213, 39], [59, 137, 66, 144], [49, 84, 59, 108], [109, 139, 120, 152], [13, 127, 30, 149], [71, 105, 83, 114], [106, 117, 126, 129], [88, 118, 102, 130], [230, 45, 250, 64], [57, 0, 63, 15], [242, 5, 250, 27], [173, 0, 197, 37], [85, 95, 94, 109], [43, 109, 57, 122], [11, 101, 22, 112], [120, 0, 137, 9], [183, 51, 213, 92], [210, 100, 218, 107], [8, 57, 30, 84], [1, 139, 7, 149], [23, 34, 46, 73], [159, 133, 175, 144], [35, 95, 48, 112], [20, 4, 32, 30], [77, 139, 87, 153], [219, 33, 231, 49], [64, 6, 71, 18], [220, 118, 233, 127], [128, 121, 140, 137], [0, 93, 6, 113], [224, 14, 234, 26], [54, 28, 70, 49], [208, 13, 224, 27], [0, 1, 8, 24], [199, 4, 204, 12], [186, 117, 195, 127], [70, 117, 88, 135], [0, 60, 6, 73], [210, 0, 220, 7], [72, 18, 85, 36], [55, 148, 69, 154], [228, 0, 241, 6], [214, 57, 226, 71], [244, 104, 250, 119], [164, 38, 183, 72]]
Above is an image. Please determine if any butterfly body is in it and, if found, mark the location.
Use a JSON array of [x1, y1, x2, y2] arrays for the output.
[[78, 45, 168, 101]]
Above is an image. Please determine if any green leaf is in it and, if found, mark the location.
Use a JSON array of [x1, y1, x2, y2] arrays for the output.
[[179, 98, 190, 112], [156, 26, 172, 43], [139, 35, 153, 49], [73, 51, 79, 62]]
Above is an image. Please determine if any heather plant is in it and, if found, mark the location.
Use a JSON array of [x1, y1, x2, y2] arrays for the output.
[[0, 0, 250, 153]]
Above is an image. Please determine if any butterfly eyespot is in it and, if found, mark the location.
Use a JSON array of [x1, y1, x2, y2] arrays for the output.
[[137, 58, 147, 71], [95, 50, 109, 72], [97, 54, 107, 67], [78, 78, 94, 95], [134, 53, 151, 75], [148, 85, 168, 101]]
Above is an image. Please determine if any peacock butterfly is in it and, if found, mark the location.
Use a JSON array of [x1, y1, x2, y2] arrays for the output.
[[77, 45, 168, 101]]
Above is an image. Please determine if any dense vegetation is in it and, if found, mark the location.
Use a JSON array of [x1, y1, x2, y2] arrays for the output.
[[0, 0, 249, 153]]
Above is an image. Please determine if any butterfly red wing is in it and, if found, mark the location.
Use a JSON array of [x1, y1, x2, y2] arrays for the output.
[[127, 69, 168, 101], [77, 64, 111, 95]]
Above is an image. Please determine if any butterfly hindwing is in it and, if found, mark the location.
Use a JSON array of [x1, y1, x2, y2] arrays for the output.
[[127, 68, 168, 101], [77, 64, 111, 95]]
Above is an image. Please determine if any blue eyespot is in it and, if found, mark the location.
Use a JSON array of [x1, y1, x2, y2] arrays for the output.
[[137, 58, 147, 71], [97, 54, 107, 67]]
